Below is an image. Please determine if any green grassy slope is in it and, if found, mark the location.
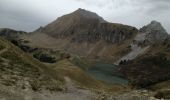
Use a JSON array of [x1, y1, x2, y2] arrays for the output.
[[0, 37, 127, 93], [0, 37, 64, 91], [48, 59, 128, 92]]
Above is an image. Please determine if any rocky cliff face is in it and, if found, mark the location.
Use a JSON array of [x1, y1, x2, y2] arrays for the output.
[[135, 21, 168, 44], [37, 8, 137, 44]]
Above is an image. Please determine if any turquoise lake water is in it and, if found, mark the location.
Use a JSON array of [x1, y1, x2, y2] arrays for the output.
[[87, 62, 128, 85]]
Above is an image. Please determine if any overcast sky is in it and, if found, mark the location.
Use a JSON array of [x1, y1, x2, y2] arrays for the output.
[[0, 0, 170, 33]]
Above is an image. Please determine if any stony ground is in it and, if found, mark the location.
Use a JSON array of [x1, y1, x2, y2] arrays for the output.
[[0, 76, 162, 100], [0, 77, 96, 100]]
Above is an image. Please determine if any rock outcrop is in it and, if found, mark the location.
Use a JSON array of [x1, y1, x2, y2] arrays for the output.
[[135, 21, 168, 44], [116, 20, 169, 64], [0, 28, 27, 40]]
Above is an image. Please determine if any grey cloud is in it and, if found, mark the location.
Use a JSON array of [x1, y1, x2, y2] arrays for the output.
[[132, 0, 170, 11], [74, 0, 114, 8], [0, 9, 44, 24], [0, 0, 50, 31], [0, 9, 47, 32]]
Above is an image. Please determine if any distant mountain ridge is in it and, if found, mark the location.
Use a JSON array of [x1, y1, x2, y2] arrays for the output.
[[0, 28, 26, 40]]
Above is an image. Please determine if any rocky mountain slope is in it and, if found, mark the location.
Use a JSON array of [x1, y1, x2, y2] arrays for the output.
[[39, 8, 137, 43], [21, 8, 138, 62], [119, 21, 170, 89], [116, 20, 169, 64]]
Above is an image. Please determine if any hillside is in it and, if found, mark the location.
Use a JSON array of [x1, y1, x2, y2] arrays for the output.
[[119, 21, 170, 88], [20, 8, 138, 62], [0, 36, 130, 100], [0, 37, 67, 99]]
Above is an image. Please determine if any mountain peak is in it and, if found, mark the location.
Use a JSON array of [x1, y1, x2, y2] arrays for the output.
[[149, 20, 163, 30], [74, 8, 96, 15], [140, 20, 168, 34], [72, 8, 106, 22], [150, 20, 161, 25], [76, 8, 87, 12], [139, 20, 168, 42]]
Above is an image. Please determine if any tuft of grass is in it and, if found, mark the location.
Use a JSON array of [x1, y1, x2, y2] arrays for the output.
[[154, 90, 170, 99], [0, 58, 3, 63], [149, 80, 170, 91], [0, 41, 5, 50]]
